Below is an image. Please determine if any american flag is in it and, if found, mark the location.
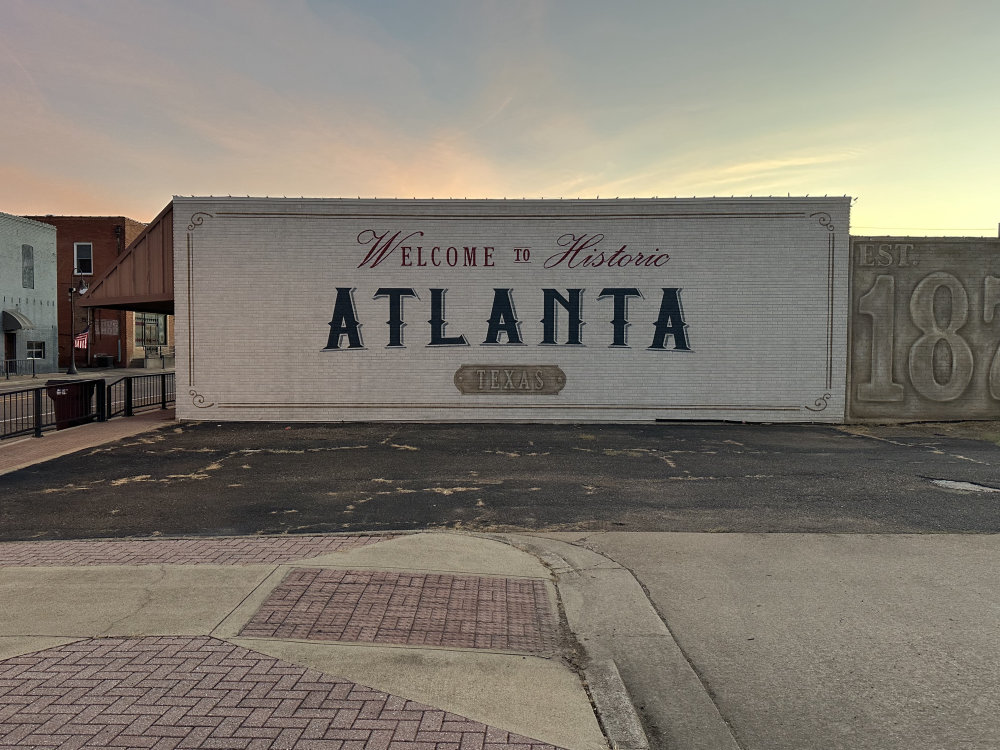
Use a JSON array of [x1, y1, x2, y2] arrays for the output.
[[74, 326, 89, 349]]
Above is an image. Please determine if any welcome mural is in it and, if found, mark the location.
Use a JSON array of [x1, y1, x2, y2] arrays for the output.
[[174, 197, 850, 422]]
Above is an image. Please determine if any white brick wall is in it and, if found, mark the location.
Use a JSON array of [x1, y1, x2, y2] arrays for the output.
[[0, 213, 58, 370], [174, 197, 850, 423]]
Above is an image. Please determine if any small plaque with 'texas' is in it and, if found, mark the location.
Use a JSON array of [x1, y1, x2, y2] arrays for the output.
[[454, 365, 566, 395]]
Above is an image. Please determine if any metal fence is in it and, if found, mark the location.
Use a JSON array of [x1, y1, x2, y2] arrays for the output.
[[1, 372, 175, 440], [2, 359, 47, 379], [108, 372, 176, 418]]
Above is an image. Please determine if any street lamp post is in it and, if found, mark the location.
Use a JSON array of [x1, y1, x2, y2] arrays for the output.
[[66, 271, 89, 376]]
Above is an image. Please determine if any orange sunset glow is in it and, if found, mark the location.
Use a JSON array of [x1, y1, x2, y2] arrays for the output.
[[1, 0, 998, 235]]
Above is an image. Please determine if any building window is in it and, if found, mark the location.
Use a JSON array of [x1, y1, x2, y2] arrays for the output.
[[135, 312, 166, 346], [97, 317, 119, 337], [74, 242, 93, 275], [27, 341, 45, 359], [22, 245, 34, 288]]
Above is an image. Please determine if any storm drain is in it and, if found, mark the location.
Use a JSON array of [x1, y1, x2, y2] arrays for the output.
[[928, 479, 1000, 493]]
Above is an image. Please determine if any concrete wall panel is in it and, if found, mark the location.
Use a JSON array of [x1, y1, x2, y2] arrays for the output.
[[849, 237, 1000, 421]]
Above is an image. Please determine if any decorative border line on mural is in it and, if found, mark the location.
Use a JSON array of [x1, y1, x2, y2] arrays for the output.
[[186, 213, 214, 387], [828, 232, 835, 389], [214, 211, 812, 222], [186, 233, 194, 385], [184, 209, 840, 415], [213, 402, 804, 412], [810, 210, 837, 391]]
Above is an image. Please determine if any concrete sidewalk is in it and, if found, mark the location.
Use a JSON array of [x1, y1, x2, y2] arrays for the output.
[[550, 531, 1000, 750], [6, 527, 996, 750], [0, 532, 610, 750], [0, 407, 176, 476]]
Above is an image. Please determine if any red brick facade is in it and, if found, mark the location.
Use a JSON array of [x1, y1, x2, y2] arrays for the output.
[[24, 216, 146, 367]]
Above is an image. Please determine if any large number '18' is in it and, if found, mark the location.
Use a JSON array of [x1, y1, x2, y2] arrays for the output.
[[859, 272, 1000, 403]]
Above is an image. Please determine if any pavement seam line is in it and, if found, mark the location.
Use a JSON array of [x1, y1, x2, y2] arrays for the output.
[[838, 427, 994, 466], [209, 564, 285, 638]]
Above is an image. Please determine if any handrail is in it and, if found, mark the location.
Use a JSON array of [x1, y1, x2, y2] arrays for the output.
[[2, 359, 42, 379], [1, 372, 175, 440]]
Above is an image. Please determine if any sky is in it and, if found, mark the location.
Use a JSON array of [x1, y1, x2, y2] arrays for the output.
[[1, 0, 998, 235]]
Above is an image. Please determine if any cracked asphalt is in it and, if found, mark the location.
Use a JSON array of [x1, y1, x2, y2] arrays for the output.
[[2, 421, 999, 540]]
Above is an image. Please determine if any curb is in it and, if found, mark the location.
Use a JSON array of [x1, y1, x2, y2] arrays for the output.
[[507, 533, 741, 750], [585, 659, 649, 750]]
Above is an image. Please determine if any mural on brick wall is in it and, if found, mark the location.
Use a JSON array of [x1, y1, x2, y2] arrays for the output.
[[174, 197, 850, 423], [849, 238, 1000, 421]]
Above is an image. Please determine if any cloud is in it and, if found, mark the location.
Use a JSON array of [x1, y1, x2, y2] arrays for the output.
[[0, 0, 997, 234]]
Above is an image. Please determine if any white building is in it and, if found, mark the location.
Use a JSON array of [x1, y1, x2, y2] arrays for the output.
[[1, 212, 58, 375], [170, 196, 850, 423]]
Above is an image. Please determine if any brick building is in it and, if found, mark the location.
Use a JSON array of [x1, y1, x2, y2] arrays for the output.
[[23, 215, 151, 368]]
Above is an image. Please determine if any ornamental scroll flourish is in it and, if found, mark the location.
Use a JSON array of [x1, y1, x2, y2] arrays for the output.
[[189, 390, 215, 408], [187, 212, 214, 231], [804, 393, 832, 412], [810, 211, 835, 232]]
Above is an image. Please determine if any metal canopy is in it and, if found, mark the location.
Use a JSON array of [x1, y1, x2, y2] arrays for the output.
[[2, 309, 34, 331], [79, 201, 174, 314]]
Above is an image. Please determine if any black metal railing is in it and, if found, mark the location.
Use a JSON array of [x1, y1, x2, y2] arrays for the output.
[[108, 373, 175, 418], [1, 387, 57, 438], [2, 359, 44, 379], [1, 372, 175, 440]]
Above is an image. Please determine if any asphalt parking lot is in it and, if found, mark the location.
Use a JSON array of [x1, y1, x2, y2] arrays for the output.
[[2, 420, 999, 541]]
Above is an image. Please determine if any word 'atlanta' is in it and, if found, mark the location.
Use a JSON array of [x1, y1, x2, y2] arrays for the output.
[[325, 287, 691, 350]]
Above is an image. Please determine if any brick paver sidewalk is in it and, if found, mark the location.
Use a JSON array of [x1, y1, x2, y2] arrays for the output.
[[240, 570, 558, 653], [0, 636, 565, 749], [0, 535, 384, 567]]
